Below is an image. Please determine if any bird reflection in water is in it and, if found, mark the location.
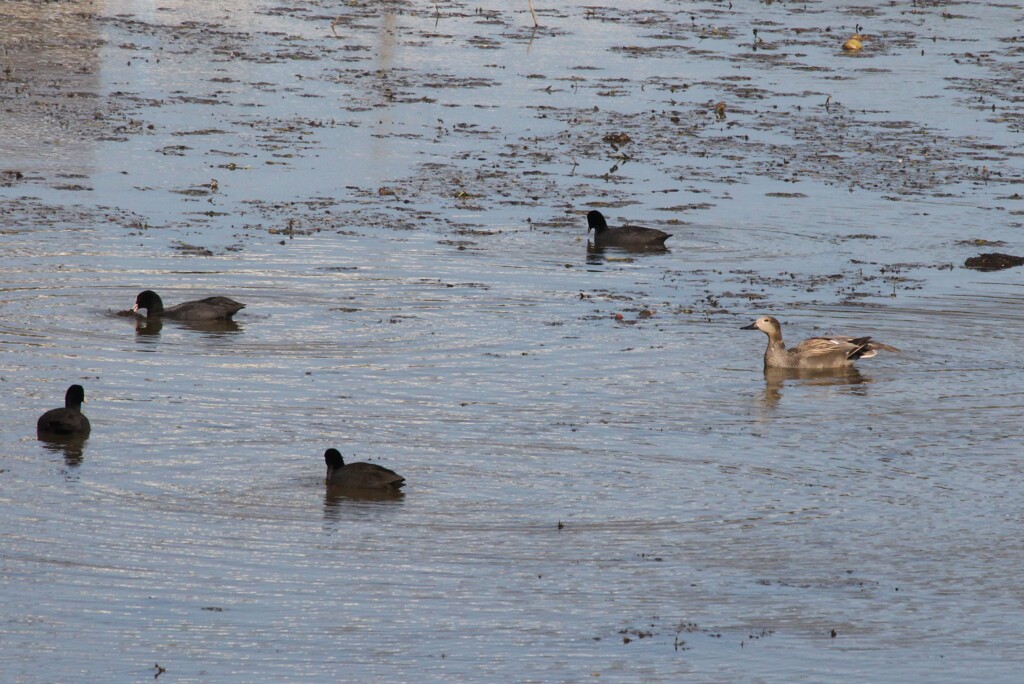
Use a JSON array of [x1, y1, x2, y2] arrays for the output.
[[759, 365, 868, 409], [323, 486, 404, 523], [134, 316, 242, 337], [135, 317, 162, 337], [38, 436, 87, 468], [178, 318, 242, 335], [586, 243, 670, 266]]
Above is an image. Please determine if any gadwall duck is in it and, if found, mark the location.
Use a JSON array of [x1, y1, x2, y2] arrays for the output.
[[133, 290, 245, 321], [741, 315, 899, 370], [324, 448, 405, 491], [587, 210, 671, 250], [37, 384, 91, 438]]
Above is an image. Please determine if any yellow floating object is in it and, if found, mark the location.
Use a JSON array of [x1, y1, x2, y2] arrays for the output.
[[842, 35, 863, 51]]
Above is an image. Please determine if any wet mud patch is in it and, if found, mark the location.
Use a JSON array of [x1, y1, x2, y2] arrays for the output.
[[964, 252, 1024, 271], [606, 618, 774, 651], [0, 197, 154, 234], [709, 262, 936, 309]]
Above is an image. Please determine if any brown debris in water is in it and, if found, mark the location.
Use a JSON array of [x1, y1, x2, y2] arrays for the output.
[[964, 252, 1024, 271], [602, 131, 632, 148]]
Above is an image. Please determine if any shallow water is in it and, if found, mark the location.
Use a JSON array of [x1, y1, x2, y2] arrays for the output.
[[2, 1, 1023, 681]]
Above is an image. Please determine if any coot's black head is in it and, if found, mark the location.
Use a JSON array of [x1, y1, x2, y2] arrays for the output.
[[324, 448, 345, 468], [586, 210, 608, 233], [133, 290, 164, 315], [65, 384, 86, 409]]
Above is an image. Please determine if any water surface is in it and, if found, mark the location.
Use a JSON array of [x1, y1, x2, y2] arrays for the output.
[[2, 1, 1023, 681]]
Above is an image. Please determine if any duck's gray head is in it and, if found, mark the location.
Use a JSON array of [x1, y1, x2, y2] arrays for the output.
[[741, 315, 782, 337]]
